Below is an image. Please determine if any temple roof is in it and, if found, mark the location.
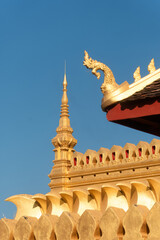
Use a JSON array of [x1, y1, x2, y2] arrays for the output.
[[83, 52, 160, 136], [121, 78, 160, 102], [106, 77, 160, 136]]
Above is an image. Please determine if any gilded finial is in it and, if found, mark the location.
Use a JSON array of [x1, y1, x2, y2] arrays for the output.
[[61, 68, 69, 115], [133, 66, 141, 82], [63, 60, 67, 87], [51, 66, 77, 158], [83, 50, 119, 94], [148, 58, 156, 74]]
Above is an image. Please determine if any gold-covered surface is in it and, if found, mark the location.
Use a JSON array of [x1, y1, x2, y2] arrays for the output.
[[49, 72, 77, 191], [148, 58, 156, 73], [133, 66, 141, 82], [83, 51, 119, 94], [83, 52, 160, 110], [101, 67, 160, 110]]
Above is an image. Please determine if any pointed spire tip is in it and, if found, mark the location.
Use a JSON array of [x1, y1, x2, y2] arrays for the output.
[[63, 61, 67, 87]]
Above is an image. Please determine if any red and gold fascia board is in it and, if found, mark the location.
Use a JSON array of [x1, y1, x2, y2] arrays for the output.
[[107, 99, 160, 121]]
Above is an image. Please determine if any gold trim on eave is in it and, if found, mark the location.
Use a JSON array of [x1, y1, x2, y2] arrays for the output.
[[83, 51, 159, 111]]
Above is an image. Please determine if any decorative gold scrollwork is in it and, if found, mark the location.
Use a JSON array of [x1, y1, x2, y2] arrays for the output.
[[83, 51, 119, 94]]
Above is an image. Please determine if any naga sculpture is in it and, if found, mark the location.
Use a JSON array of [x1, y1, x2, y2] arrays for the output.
[[83, 51, 119, 94]]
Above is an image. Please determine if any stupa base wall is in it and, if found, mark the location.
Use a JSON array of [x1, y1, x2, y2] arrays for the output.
[[1, 203, 160, 240]]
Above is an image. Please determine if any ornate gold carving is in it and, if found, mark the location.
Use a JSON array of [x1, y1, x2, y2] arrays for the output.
[[133, 66, 141, 82], [71, 139, 160, 168], [83, 51, 119, 94], [148, 58, 156, 74], [49, 72, 77, 190]]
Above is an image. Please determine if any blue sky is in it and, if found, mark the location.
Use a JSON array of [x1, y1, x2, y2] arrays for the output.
[[0, 0, 160, 219]]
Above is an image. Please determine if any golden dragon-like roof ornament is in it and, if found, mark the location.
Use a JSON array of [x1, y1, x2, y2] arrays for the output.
[[83, 50, 119, 94]]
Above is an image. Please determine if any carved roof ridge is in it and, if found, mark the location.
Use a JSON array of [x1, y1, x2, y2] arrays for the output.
[[83, 51, 160, 111]]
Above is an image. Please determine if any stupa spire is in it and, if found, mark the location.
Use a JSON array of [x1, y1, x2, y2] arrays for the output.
[[59, 69, 69, 120], [55, 70, 74, 136], [49, 68, 77, 191]]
